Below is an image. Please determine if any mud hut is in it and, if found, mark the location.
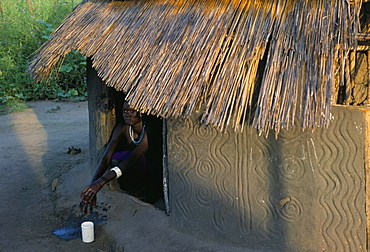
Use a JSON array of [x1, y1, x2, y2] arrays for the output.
[[29, 0, 370, 250]]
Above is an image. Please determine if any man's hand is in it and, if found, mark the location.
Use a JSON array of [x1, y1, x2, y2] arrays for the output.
[[79, 196, 96, 214], [79, 178, 105, 214]]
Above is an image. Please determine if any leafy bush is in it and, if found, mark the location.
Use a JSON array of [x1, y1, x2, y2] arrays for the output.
[[0, 0, 86, 111]]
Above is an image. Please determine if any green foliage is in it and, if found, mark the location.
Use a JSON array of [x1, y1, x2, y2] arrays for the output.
[[0, 0, 87, 112]]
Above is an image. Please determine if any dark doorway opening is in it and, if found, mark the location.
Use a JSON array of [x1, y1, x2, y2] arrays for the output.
[[112, 91, 168, 212]]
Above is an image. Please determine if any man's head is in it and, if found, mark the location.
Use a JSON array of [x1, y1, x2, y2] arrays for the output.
[[123, 101, 141, 125]]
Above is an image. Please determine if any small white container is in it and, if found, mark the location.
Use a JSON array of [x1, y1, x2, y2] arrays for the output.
[[81, 221, 94, 243]]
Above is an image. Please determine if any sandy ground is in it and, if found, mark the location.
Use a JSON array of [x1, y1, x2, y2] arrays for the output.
[[0, 101, 109, 251], [0, 100, 260, 252]]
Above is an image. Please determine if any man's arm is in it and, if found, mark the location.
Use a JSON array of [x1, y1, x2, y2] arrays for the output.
[[80, 129, 148, 213], [90, 124, 126, 183]]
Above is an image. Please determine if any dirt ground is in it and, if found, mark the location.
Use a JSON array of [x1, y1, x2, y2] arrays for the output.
[[0, 100, 260, 252], [0, 100, 106, 251]]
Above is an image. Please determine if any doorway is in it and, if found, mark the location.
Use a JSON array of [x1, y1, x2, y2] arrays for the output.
[[113, 91, 169, 213]]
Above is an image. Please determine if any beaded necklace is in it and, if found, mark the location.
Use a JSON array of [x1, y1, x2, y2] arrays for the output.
[[129, 123, 146, 145]]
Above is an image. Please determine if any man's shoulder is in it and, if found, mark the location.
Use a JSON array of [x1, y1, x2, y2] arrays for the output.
[[113, 123, 128, 135], [116, 122, 128, 129]]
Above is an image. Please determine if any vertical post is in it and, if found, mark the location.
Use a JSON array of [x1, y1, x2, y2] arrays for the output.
[[345, 51, 356, 105], [87, 58, 116, 172], [162, 118, 170, 215], [365, 105, 370, 247], [366, 51, 370, 104]]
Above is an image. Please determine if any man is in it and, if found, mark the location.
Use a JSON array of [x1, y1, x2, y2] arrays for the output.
[[80, 101, 162, 214]]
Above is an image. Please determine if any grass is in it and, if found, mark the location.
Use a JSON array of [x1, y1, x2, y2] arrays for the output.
[[0, 0, 86, 114], [0, 101, 30, 115]]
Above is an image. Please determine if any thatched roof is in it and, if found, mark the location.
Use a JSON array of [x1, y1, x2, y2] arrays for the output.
[[28, 0, 362, 134]]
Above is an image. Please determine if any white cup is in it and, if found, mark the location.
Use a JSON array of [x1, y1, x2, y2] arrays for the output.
[[81, 221, 94, 243]]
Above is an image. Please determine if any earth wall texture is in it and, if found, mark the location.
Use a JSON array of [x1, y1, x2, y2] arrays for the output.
[[166, 106, 369, 251]]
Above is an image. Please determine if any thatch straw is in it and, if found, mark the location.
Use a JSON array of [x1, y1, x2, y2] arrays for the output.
[[28, 0, 362, 135]]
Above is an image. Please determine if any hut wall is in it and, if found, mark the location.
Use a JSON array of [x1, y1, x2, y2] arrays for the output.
[[166, 106, 369, 251]]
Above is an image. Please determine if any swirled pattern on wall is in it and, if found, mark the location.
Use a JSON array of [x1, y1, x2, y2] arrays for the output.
[[279, 155, 305, 181], [195, 157, 216, 180], [166, 107, 367, 251], [278, 196, 303, 221], [195, 184, 213, 207]]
